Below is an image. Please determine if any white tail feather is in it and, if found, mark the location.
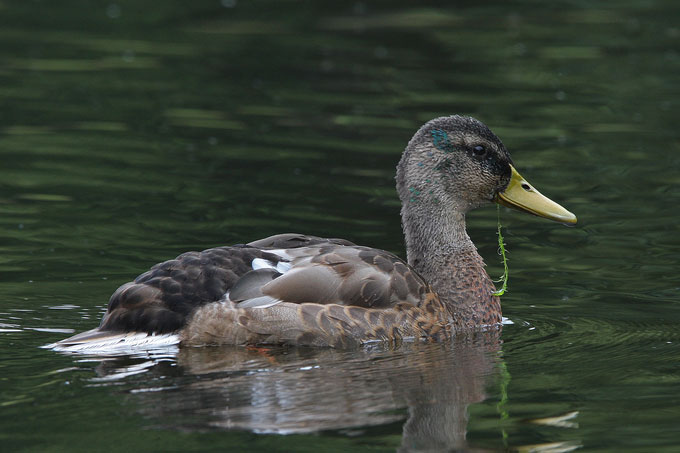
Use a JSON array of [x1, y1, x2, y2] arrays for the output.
[[44, 331, 180, 355]]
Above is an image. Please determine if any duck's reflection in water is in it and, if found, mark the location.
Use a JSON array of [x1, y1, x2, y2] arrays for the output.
[[97, 331, 502, 450]]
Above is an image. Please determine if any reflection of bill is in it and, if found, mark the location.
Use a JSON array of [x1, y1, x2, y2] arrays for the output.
[[94, 331, 501, 450]]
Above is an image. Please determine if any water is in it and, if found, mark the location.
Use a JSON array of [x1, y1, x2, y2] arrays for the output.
[[2, 1, 680, 451]]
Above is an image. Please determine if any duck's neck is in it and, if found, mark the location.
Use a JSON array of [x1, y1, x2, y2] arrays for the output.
[[402, 207, 501, 329]]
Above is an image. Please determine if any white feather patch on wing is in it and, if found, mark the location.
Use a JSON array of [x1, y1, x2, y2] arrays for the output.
[[252, 256, 292, 274], [276, 261, 292, 273], [252, 258, 275, 270]]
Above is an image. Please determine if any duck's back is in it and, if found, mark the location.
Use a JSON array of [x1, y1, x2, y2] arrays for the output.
[[55, 234, 450, 350]]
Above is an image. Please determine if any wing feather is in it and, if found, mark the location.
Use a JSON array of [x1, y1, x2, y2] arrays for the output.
[[53, 233, 442, 351]]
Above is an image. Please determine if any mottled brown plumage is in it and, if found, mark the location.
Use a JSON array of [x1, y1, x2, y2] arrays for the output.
[[53, 115, 576, 351], [179, 235, 452, 347]]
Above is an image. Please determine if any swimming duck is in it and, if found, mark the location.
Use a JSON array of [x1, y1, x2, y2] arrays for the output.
[[53, 115, 576, 351]]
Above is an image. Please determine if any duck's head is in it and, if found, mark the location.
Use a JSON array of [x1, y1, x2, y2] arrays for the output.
[[396, 115, 577, 225]]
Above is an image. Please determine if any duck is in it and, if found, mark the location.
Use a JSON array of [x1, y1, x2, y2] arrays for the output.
[[52, 115, 576, 351]]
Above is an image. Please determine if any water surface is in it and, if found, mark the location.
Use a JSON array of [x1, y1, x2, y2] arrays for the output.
[[1, 1, 680, 451]]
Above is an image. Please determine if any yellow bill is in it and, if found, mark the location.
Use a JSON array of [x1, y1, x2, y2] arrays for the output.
[[496, 165, 577, 225]]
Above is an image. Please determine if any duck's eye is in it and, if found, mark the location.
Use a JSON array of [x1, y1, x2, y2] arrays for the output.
[[473, 145, 486, 156]]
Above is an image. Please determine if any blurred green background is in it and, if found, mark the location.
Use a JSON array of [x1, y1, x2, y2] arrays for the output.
[[1, 1, 679, 451]]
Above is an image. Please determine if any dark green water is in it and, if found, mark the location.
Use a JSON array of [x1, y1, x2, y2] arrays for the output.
[[2, 1, 679, 451]]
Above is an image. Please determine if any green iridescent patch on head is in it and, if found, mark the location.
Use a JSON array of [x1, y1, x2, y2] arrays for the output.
[[431, 129, 455, 153], [408, 186, 420, 203]]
